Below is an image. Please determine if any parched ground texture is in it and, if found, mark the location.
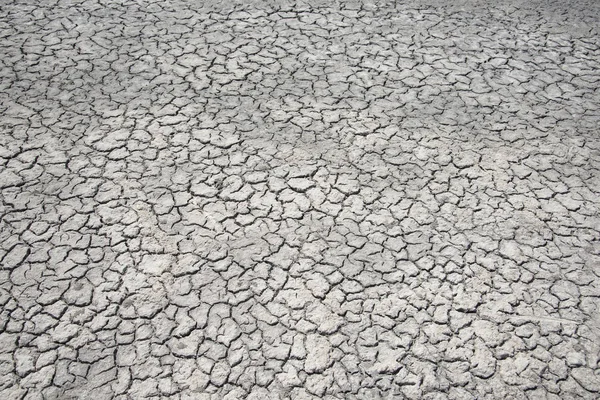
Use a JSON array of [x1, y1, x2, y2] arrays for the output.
[[1, 0, 600, 399]]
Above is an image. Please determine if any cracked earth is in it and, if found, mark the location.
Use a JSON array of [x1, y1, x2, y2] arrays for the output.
[[1, 0, 600, 399]]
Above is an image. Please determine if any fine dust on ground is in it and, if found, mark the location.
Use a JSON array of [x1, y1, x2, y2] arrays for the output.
[[1, 0, 600, 399]]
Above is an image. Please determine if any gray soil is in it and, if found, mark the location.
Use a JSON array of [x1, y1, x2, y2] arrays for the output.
[[1, 0, 600, 399]]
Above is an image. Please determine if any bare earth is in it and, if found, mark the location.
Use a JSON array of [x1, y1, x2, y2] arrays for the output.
[[1, 0, 600, 399]]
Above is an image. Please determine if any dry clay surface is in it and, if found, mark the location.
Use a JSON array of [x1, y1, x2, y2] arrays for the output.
[[1, 0, 600, 399]]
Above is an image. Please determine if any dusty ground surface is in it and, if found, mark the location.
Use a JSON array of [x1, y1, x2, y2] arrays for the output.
[[1, 0, 600, 399]]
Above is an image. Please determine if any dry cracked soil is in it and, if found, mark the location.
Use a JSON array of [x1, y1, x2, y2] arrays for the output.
[[1, 0, 600, 399]]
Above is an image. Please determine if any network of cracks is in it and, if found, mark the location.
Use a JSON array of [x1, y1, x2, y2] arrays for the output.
[[1, 0, 600, 399]]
